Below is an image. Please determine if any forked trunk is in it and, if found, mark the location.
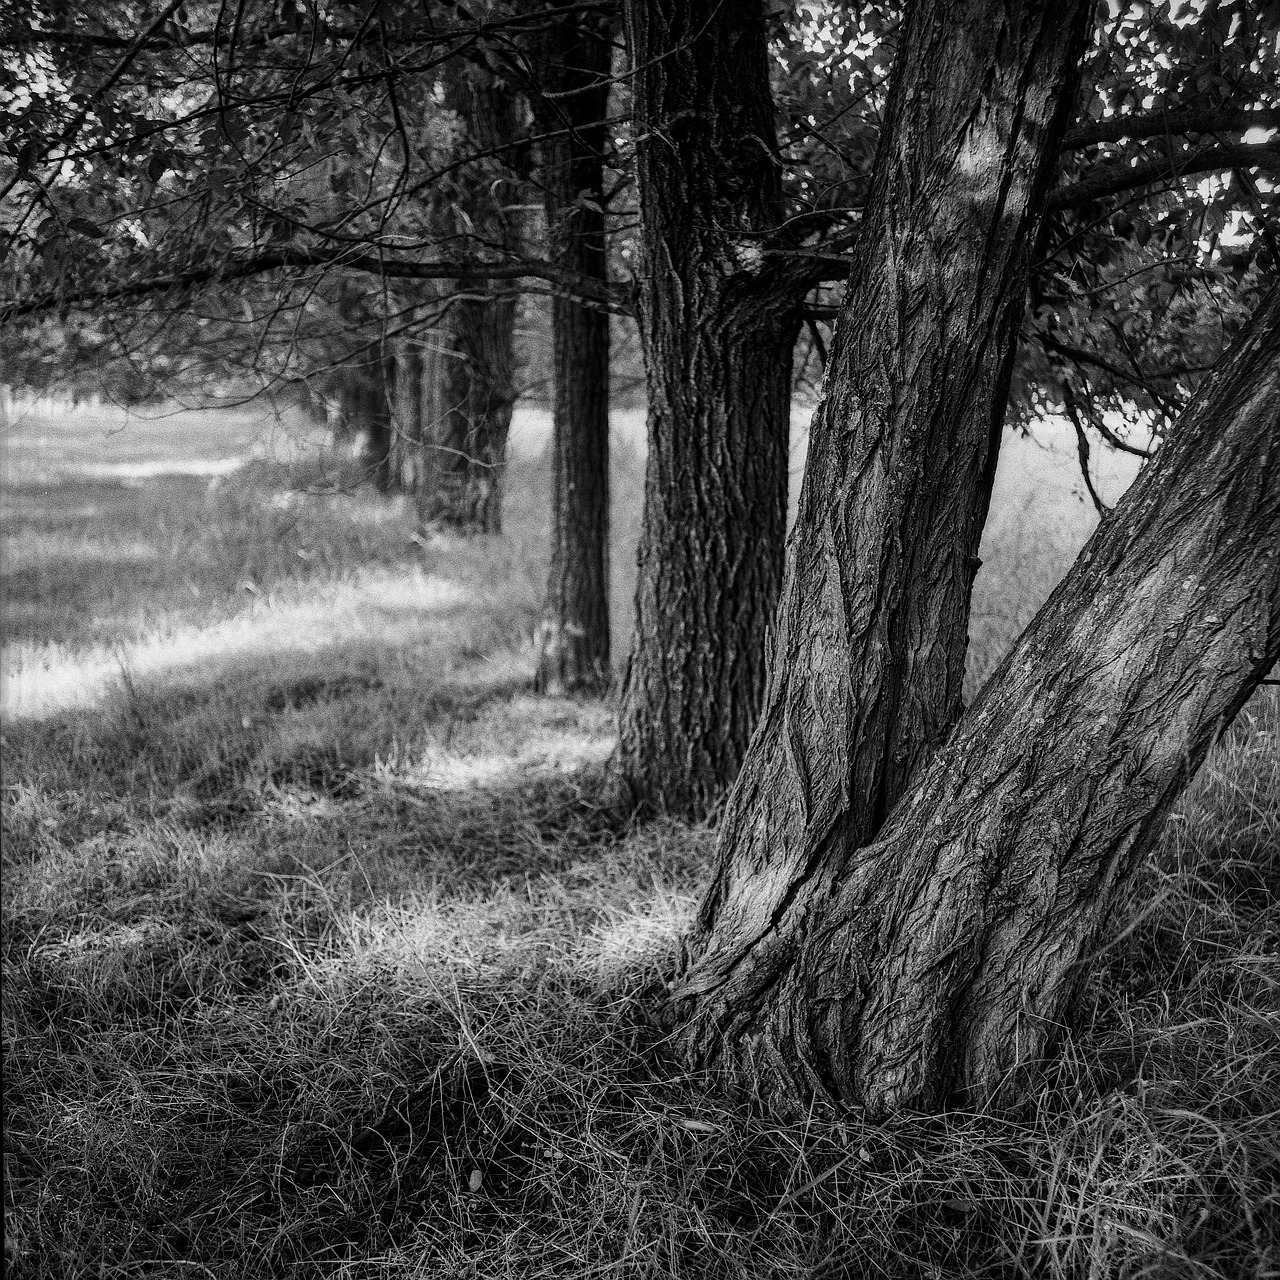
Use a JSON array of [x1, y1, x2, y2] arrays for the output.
[[695, 0, 1092, 951], [611, 0, 801, 817], [532, 13, 613, 696], [674, 287, 1280, 1116]]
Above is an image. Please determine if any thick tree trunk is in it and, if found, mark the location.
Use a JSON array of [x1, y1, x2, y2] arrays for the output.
[[610, 0, 802, 817], [418, 290, 517, 533], [694, 0, 1093, 956], [674, 287, 1280, 1116], [532, 14, 613, 697]]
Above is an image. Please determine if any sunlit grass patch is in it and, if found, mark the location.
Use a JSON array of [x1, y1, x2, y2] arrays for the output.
[[3, 401, 1276, 1278]]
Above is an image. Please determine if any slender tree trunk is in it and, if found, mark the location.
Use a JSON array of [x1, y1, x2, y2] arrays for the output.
[[389, 341, 426, 494], [365, 340, 395, 492], [418, 290, 517, 533], [610, 0, 803, 817], [416, 64, 524, 535], [692, 0, 1093, 967], [532, 14, 613, 696], [674, 287, 1280, 1116]]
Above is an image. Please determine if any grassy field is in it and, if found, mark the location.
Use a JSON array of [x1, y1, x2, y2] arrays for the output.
[[2, 398, 1276, 1279]]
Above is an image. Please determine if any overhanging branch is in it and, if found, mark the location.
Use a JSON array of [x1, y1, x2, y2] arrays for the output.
[[0, 247, 633, 323], [1062, 105, 1280, 151], [1049, 140, 1280, 209]]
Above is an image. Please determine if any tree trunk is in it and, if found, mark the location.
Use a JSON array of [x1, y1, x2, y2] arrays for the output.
[[693, 0, 1093, 964], [610, 0, 803, 817], [674, 287, 1280, 1117], [364, 341, 395, 492], [532, 13, 613, 697], [418, 289, 517, 533], [415, 63, 524, 535], [389, 341, 426, 494], [326, 348, 395, 489]]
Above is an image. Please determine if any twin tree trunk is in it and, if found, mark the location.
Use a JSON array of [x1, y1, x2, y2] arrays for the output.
[[675, 288, 1280, 1115], [674, 0, 1278, 1115], [532, 13, 613, 695], [611, 0, 803, 817]]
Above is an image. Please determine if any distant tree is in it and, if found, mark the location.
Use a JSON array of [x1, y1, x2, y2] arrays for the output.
[[530, 10, 614, 695], [412, 59, 526, 533]]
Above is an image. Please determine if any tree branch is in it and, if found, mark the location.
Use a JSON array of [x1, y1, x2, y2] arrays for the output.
[[0, 248, 632, 323], [1049, 141, 1280, 209], [1062, 105, 1280, 151]]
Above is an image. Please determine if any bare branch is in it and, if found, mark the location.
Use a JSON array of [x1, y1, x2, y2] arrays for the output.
[[0, 247, 631, 323], [1062, 105, 1280, 151]]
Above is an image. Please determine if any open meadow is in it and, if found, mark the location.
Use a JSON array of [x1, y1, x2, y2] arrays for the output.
[[2, 399, 1276, 1278]]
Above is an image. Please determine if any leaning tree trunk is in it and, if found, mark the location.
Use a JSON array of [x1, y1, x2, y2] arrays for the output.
[[418, 289, 518, 533], [610, 0, 803, 818], [674, 287, 1280, 1117], [693, 0, 1093, 952], [532, 13, 613, 696]]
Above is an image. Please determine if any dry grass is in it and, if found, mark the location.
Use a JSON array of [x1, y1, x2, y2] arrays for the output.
[[2, 401, 1275, 1279]]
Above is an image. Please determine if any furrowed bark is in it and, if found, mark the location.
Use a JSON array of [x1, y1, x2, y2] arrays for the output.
[[674, 287, 1280, 1116], [611, 0, 802, 817], [419, 289, 518, 533], [533, 13, 613, 696], [693, 0, 1093, 956], [418, 62, 523, 534]]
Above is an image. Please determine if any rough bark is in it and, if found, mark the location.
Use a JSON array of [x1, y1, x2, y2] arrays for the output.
[[674, 287, 1280, 1116], [532, 13, 613, 696], [694, 0, 1093, 958], [610, 0, 803, 817], [416, 63, 523, 534], [418, 290, 517, 532]]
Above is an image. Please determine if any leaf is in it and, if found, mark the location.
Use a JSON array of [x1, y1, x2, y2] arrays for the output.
[[467, 1168, 483, 1192], [675, 1118, 721, 1134], [66, 217, 106, 239], [944, 1196, 978, 1213], [147, 152, 169, 182], [16, 140, 39, 173]]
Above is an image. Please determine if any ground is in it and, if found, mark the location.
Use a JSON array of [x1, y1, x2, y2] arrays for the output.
[[2, 396, 1276, 1278]]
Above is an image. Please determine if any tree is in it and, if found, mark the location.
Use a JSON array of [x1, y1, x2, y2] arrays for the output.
[[671, 0, 1279, 1116], [688, 0, 1092, 914], [674, 284, 1280, 1116], [608, 0, 806, 818], [531, 11, 614, 696]]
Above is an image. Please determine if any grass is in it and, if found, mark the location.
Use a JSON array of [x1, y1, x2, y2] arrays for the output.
[[2, 399, 1276, 1279]]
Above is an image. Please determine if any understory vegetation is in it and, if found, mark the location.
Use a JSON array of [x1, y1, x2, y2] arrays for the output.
[[2, 403, 1276, 1279]]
